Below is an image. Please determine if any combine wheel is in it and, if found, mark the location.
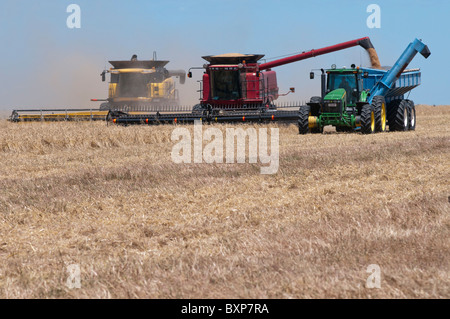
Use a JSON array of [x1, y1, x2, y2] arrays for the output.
[[406, 100, 416, 131], [372, 96, 386, 132], [387, 99, 409, 131], [360, 103, 375, 134]]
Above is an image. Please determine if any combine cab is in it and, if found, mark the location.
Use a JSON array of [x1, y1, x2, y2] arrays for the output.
[[191, 53, 279, 111]]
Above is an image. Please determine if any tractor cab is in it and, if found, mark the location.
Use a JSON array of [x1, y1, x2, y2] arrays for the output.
[[325, 67, 363, 106]]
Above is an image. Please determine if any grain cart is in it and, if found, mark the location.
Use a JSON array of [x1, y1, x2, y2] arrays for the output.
[[298, 38, 430, 134], [108, 37, 378, 125]]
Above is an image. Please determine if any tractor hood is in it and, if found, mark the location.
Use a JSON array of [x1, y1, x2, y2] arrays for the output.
[[324, 88, 346, 101]]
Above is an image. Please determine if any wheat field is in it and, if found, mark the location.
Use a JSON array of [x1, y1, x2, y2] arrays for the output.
[[0, 105, 448, 298]]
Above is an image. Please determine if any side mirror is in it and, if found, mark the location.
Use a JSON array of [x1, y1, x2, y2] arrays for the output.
[[256, 71, 260, 78], [101, 71, 106, 82], [310, 72, 315, 79], [187, 72, 192, 78], [290, 87, 295, 93]]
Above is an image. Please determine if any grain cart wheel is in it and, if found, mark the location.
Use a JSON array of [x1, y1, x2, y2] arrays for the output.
[[372, 96, 386, 132], [361, 103, 376, 134], [298, 105, 310, 134], [387, 99, 409, 131], [406, 100, 416, 131]]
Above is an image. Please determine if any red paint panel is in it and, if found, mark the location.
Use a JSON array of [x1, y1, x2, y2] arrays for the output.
[[202, 73, 210, 101], [246, 73, 260, 99]]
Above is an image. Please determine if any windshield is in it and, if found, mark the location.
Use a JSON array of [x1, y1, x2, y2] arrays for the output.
[[116, 72, 166, 98], [327, 73, 358, 104], [117, 73, 149, 98], [211, 69, 241, 100]]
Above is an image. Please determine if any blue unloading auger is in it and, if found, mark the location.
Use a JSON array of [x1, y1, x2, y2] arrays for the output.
[[369, 38, 431, 100]]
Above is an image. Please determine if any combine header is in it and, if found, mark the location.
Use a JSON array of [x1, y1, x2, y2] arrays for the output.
[[9, 108, 107, 122], [108, 37, 378, 125], [298, 38, 430, 134], [9, 54, 186, 122]]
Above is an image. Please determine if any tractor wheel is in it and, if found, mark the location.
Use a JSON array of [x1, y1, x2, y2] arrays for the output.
[[361, 103, 375, 134], [298, 105, 310, 134], [387, 99, 409, 131], [372, 96, 386, 132], [406, 100, 416, 131], [310, 96, 322, 104]]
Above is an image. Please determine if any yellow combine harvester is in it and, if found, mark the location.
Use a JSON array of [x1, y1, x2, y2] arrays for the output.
[[9, 54, 186, 122]]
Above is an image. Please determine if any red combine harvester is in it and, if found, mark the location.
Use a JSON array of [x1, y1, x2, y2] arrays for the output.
[[109, 37, 376, 124]]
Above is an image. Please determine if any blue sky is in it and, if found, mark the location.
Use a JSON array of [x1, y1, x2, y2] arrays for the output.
[[0, 0, 447, 109]]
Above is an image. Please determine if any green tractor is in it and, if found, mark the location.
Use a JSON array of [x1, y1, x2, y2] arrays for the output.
[[299, 66, 387, 134], [298, 38, 430, 134]]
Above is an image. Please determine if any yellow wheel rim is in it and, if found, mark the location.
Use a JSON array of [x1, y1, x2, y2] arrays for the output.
[[308, 111, 314, 129], [381, 103, 386, 131], [371, 111, 375, 132]]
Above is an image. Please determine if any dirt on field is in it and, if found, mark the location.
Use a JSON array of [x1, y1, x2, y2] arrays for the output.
[[0, 105, 449, 298]]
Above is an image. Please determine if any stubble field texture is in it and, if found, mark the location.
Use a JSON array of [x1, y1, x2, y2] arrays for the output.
[[0, 105, 448, 298]]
